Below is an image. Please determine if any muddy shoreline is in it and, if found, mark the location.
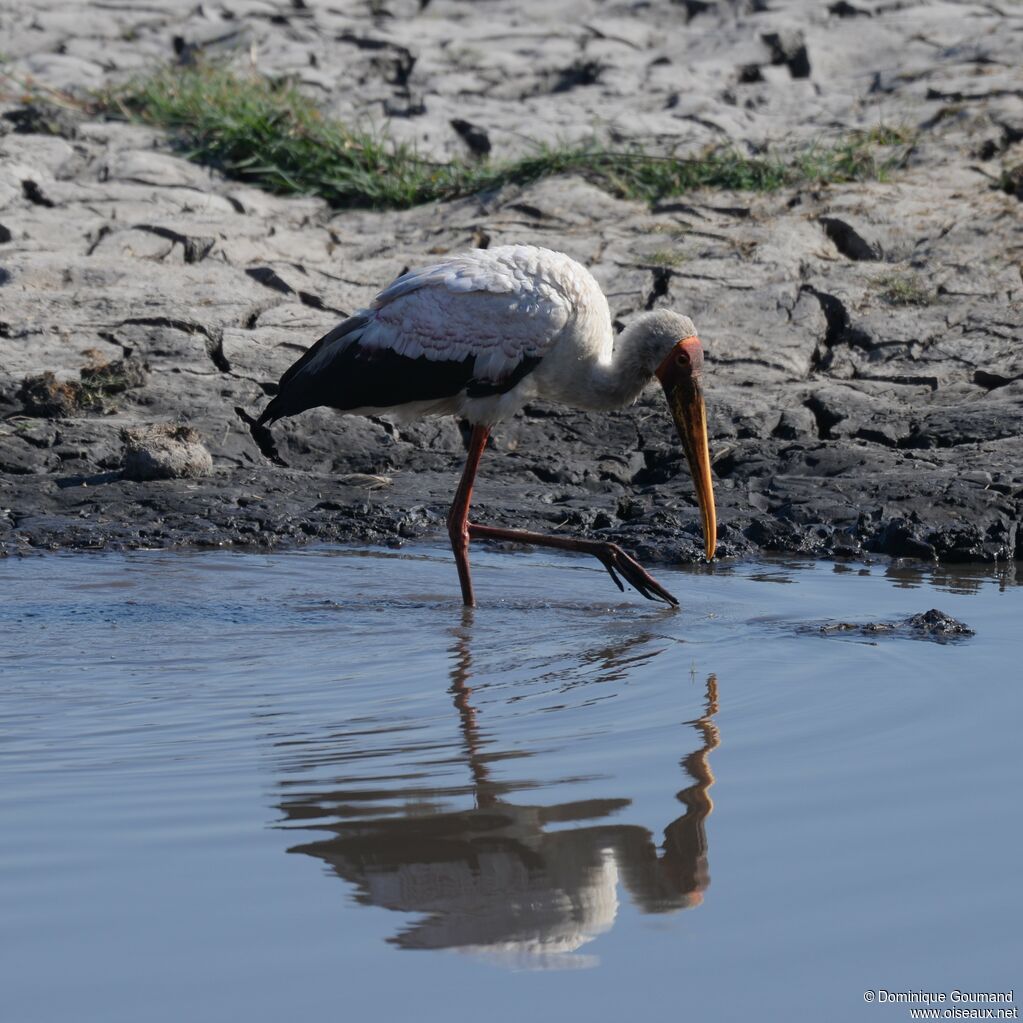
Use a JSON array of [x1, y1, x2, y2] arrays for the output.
[[1, 0, 1021, 565]]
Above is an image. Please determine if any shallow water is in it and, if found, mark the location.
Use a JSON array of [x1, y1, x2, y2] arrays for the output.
[[1, 547, 1020, 1022]]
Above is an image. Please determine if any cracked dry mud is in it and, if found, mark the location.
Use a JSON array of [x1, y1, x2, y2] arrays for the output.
[[1, 0, 1021, 568]]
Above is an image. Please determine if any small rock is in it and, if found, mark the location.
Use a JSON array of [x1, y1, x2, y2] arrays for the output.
[[773, 406, 817, 440], [121, 425, 213, 481]]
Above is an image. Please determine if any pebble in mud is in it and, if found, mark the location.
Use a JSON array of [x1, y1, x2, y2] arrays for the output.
[[121, 425, 213, 482]]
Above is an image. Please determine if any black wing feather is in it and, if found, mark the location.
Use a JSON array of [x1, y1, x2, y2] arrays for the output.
[[258, 321, 541, 426]]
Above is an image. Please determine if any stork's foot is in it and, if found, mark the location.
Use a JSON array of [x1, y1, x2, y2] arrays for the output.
[[592, 543, 679, 607], [467, 524, 679, 607]]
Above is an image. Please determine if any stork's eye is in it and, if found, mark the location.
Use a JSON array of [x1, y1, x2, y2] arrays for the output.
[[676, 351, 690, 366]]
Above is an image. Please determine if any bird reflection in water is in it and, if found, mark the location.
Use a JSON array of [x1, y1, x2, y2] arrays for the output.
[[276, 624, 720, 969]]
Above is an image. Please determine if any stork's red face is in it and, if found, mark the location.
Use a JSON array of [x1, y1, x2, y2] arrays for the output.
[[655, 336, 717, 561]]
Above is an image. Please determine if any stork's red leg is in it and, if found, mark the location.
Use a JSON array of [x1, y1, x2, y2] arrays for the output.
[[468, 523, 680, 607], [447, 424, 677, 607], [447, 425, 490, 607]]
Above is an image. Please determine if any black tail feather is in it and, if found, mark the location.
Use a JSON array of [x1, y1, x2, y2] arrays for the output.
[[257, 314, 370, 425], [256, 393, 289, 426]]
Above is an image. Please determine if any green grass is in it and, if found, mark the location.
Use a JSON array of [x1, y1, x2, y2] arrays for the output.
[[93, 65, 915, 210], [998, 164, 1022, 200], [796, 124, 916, 184], [645, 248, 688, 267], [871, 271, 932, 306]]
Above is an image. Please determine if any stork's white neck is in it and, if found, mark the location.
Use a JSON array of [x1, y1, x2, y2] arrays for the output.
[[576, 310, 697, 411]]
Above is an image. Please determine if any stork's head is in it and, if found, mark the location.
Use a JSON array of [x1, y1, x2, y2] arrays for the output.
[[634, 310, 717, 561]]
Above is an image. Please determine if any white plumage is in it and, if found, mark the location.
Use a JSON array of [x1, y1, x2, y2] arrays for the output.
[[290, 245, 613, 423], [260, 244, 717, 607]]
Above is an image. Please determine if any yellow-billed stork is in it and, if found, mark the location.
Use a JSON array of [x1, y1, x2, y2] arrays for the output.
[[259, 245, 716, 607]]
